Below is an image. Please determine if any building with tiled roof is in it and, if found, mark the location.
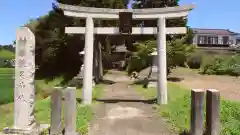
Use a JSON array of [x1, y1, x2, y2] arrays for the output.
[[192, 28, 239, 47]]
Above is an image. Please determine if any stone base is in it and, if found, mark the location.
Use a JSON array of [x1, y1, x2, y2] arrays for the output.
[[148, 81, 157, 88], [1, 124, 49, 135]]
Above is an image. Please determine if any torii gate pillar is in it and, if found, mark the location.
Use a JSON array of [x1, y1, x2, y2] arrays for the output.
[[157, 17, 167, 104], [82, 17, 94, 104]]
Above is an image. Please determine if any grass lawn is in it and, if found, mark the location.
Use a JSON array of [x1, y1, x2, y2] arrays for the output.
[[0, 67, 105, 134], [135, 82, 240, 134], [0, 50, 14, 59], [0, 84, 105, 135], [0, 68, 14, 104], [0, 68, 65, 104]]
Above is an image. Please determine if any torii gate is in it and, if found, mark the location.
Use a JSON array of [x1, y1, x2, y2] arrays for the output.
[[57, 3, 195, 105]]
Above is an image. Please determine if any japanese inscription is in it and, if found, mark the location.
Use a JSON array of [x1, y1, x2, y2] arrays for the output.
[[18, 39, 26, 57], [14, 27, 36, 129], [18, 58, 25, 68], [19, 71, 24, 78]]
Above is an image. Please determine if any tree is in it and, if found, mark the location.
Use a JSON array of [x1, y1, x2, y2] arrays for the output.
[[24, 0, 126, 81], [132, 0, 191, 42]]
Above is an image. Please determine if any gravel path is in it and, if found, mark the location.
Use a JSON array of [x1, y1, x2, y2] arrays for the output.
[[88, 70, 176, 135]]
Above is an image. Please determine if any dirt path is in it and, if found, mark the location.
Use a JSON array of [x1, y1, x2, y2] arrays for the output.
[[170, 67, 240, 101], [88, 70, 176, 135]]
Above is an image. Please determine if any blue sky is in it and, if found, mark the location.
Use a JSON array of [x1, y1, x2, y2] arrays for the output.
[[0, 0, 239, 45]]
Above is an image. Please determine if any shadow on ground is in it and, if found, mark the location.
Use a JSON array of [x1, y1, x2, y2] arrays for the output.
[[178, 130, 208, 135], [95, 98, 157, 104], [132, 77, 184, 85], [66, 78, 116, 88], [98, 79, 116, 85], [76, 98, 82, 103], [179, 130, 189, 135], [75, 98, 157, 104], [167, 77, 184, 82]]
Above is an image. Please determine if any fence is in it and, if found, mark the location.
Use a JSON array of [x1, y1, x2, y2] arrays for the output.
[[191, 89, 220, 135], [49, 87, 220, 135], [50, 87, 78, 135]]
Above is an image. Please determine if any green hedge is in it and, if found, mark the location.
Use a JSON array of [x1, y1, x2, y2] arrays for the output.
[[201, 55, 240, 76]]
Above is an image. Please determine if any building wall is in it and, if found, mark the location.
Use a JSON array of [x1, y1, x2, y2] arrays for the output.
[[235, 35, 240, 45], [193, 33, 236, 46]]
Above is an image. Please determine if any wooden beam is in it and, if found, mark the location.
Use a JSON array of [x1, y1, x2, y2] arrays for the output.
[[65, 27, 187, 35]]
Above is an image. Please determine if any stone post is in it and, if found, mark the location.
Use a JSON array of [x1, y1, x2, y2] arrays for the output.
[[50, 87, 63, 135], [3, 27, 49, 134], [64, 87, 77, 135], [206, 89, 220, 135], [82, 17, 94, 105], [93, 40, 99, 83], [98, 42, 103, 79], [94, 39, 103, 82], [14, 27, 36, 130], [156, 17, 167, 104], [75, 51, 84, 79], [190, 89, 204, 135]]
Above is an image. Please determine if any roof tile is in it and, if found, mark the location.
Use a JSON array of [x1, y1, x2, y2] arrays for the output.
[[192, 28, 237, 35]]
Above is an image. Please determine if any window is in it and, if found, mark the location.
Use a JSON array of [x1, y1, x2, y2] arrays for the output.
[[198, 36, 218, 44], [237, 39, 240, 44], [197, 36, 208, 44], [213, 37, 218, 44], [208, 36, 218, 44], [203, 36, 207, 44], [208, 37, 211, 44], [222, 36, 229, 44]]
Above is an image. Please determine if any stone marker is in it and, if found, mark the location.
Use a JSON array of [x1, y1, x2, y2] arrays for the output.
[[64, 87, 77, 135], [190, 89, 204, 135], [50, 87, 63, 135], [206, 89, 220, 135], [2, 27, 49, 134]]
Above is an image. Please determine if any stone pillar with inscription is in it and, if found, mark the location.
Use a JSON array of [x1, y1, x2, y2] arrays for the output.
[[2, 27, 49, 134]]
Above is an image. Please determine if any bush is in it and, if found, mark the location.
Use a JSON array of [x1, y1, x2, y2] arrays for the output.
[[201, 55, 240, 76], [187, 53, 203, 69], [127, 38, 195, 75], [126, 41, 154, 74]]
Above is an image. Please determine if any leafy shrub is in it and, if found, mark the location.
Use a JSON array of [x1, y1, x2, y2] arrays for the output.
[[127, 37, 195, 75], [166, 38, 195, 68], [187, 52, 203, 69], [201, 55, 240, 76], [126, 41, 155, 74]]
